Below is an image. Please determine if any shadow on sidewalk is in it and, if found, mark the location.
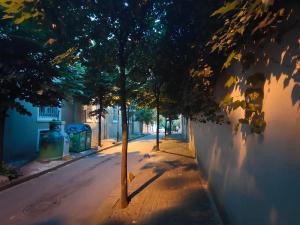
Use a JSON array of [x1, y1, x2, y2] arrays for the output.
[[91, 137, 223, 225], [160, 150, 195, 159], [142, 189, 218, 225], [141, 159, 198, 174], [126, 158, 198, 201], [99, 189, 219, 225], [129, 171, 165, 201]]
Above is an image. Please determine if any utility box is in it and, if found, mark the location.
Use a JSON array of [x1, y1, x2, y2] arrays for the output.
[[66, 124, 92, 153], [38, 121, 69, 161]]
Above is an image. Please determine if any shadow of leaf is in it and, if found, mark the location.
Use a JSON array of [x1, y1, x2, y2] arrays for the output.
[[292, 84, 300, 105]]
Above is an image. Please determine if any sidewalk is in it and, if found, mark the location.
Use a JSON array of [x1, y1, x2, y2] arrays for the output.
[[0, 135, 144, 191], [88, 136, 223, 225], [20, 138, 117, 177]]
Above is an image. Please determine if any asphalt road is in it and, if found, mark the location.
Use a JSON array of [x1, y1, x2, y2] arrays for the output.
[[0, 135, 156, 225]]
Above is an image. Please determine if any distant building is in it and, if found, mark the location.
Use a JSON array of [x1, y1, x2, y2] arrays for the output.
[[3, 101, 142, 164], [84, 105, 142, 147]]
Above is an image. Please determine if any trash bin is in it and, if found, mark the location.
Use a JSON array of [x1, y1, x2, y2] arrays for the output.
[[66, 124, 92, 152], [85, 125, 92, 150], [38, 121, 69, 161]]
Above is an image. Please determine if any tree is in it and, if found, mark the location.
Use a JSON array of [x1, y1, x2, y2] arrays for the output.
[[148, 0, 223, 127], [84, 0, 155, 208], [134, 13, 169, 150], [135, 68, 164, 149], [81, 41, 116, 147], [0, 0, 90, 167], [0, 17, 64, 167], [84, 71, 114, 147], [135, 108, 155, 134]]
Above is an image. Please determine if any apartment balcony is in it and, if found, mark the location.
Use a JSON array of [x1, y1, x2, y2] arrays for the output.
[[37, 107, 61, 122]]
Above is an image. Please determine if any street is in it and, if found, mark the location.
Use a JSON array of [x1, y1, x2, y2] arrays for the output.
[[0, 135, 155, 225]]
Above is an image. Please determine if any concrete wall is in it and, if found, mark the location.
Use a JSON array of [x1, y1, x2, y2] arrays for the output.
[[180, 116, 189, 140], [189, 27, 300, 225]]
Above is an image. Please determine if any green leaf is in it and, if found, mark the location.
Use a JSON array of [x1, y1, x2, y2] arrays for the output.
[[223, 51, 241, 69], [236, 26, 245, 35], [225, 75, 238, 88], [239, 118, 249, 124], [220, 94, 233, 107], [211, 0, 239, 17], [0, 0, 42, 24], [231, 100, 246, 110], [252, 11, 277, 34]]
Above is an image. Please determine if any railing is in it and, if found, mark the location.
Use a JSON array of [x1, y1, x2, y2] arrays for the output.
[[38, 107, 60, 120]]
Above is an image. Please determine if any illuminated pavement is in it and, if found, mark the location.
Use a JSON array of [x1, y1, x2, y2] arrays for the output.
[[88, 137, 223, 225], [0, 135, 156, 225]]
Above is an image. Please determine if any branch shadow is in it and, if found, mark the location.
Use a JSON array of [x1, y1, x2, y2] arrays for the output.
[[129, 171, 165, 201], [160, 150, 195, 159], [99, 188, 220, 225]]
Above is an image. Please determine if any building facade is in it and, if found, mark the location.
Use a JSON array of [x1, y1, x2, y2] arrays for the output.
[[3, 101, 142, 164]]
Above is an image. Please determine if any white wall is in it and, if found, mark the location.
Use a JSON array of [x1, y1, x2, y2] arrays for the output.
[[189, 27, 300, 225]]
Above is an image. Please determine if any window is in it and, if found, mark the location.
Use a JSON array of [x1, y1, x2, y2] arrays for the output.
[[38, 107, 61, 121]]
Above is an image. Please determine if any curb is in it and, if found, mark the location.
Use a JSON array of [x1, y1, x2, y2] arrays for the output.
[[0, 134, 146, 192]]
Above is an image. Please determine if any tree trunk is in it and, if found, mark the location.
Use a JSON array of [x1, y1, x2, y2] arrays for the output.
[[131, 109, 134, 135], [98, 103, 103, 147], [185, 117, 188, 140], [98, 117, 102, 147], [120, 98, 129, 208], [169, 117, 172, 135], [164, 119, 167, 138], [119, 45, 129, 208], [156, 90, 160, 151], [103, 117, 107, 139], [0, 109, 7, 168], [140, 122, 143, 134], [127, 106, 130, 135], [117, 105, 120, 142]]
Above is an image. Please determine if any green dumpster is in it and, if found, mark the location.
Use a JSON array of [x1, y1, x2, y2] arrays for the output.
[[85, 126, 92, 150], [38, 121, 66, 161], [66, 124, 92, 152]]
